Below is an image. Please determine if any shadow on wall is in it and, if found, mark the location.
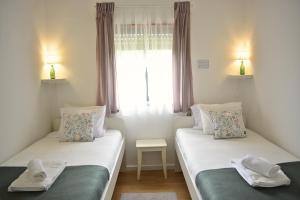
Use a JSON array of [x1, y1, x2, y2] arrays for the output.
[[41, 80, 80, 124]]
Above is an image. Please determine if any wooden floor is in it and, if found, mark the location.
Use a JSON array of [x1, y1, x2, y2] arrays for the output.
[[112, 170, 191, 200]]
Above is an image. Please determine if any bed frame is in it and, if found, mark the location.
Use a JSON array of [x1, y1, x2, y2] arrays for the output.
[[100, 138, 125, 200], [175, 138, 202, 200], [53, 118, 125, 200]]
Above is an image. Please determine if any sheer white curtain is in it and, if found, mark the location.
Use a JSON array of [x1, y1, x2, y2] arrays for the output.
[[114, 6, 173, 115]]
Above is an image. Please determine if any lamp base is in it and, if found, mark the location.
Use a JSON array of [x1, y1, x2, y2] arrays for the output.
[[240, 61, 245, 75], [50, 65, 56, 80]]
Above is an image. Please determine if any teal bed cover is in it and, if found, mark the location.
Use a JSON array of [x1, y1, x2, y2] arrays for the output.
[[196, 161, 300, 200], [0, 165, 109, 200]]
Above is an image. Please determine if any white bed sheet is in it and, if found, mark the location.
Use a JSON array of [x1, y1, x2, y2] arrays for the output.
[[176, 128, 299, 180], [2, 130, 123, 175]]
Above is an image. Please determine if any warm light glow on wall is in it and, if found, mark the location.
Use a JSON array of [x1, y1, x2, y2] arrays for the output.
[[228, 40, 253, 75], [41, 47, 67, 79], [237, 50, 250, 61], [46, 54, 60, 64]]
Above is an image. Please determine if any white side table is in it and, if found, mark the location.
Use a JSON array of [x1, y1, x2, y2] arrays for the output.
[[136, 139, 167, 180]]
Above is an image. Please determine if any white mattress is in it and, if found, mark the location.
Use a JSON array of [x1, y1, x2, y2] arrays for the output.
[[176, 128, 299, 180], [2, 130, 123, 175]]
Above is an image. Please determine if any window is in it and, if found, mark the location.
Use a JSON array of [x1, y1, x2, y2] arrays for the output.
[[115, 19, 173, 115]]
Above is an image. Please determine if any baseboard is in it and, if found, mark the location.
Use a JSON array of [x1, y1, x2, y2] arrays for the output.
[[125, 163, 175, 171]]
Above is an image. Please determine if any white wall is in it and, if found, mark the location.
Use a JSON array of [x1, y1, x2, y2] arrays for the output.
[[191, 0, 246, 103], [44, 0, 245, 169], [0, 0, 52, 163], [1, 0, 299, 168], [241, 0, 300, 157]]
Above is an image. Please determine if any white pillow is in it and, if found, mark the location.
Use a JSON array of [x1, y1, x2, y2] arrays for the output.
[[59, 106, 106, 138], [190, 104, 203, 129], [199, 102, 244, 135]]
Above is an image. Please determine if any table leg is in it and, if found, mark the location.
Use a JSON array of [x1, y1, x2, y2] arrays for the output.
[[162, 147, 167, 179], [137, 149, 142, 180]]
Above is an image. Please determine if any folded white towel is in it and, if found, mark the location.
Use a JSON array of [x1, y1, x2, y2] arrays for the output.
[[241, 155, 281, 177], [27, 159, 47, 182], [231, 159, 290, 187], [8, 161, 66, 192]]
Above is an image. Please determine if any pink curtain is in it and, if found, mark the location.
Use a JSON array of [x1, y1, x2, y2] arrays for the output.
[[96, 3, 118, 115], [172, 1, 194, 113]]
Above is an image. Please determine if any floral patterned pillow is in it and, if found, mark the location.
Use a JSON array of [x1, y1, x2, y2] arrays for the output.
[[208, 111, 246, 139], [60, 112, 94, 142]]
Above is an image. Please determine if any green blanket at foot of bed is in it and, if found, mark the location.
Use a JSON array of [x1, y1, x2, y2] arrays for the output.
[[196, 161, 300, 200], [0, 165, 109, 200]]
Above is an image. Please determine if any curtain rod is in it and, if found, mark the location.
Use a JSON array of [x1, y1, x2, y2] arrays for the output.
[[94, 1, 193, 8], [94, 4, 172, 8], [115, 5, 172, 8]]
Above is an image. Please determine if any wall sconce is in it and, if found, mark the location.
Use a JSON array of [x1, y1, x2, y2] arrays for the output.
[[46, 54, 59, 79], [237, 50, 249, 75]]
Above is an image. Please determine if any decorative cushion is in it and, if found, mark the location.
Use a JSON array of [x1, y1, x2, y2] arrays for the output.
[[199, 102, 243, 135], [59, 106, 106, 138], [208, 110, 247, 139], [60, 112, 94, 142]]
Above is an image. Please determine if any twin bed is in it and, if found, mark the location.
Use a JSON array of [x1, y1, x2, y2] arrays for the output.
[[175, 128, 300, 200], [1, 130, 124, 200], [1, 118, 299, 200]]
